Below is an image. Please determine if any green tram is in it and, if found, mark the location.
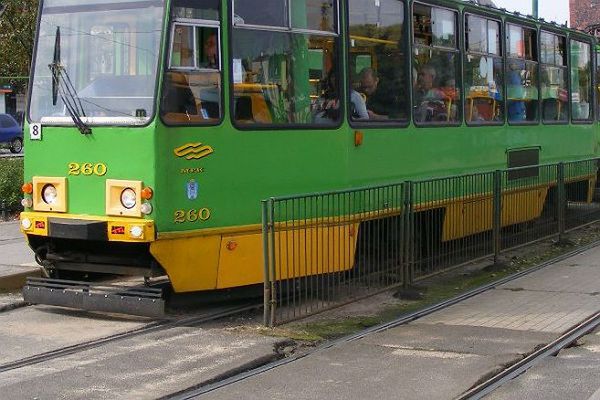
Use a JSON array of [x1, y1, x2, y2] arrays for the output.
[[19, 0, 599, 301]]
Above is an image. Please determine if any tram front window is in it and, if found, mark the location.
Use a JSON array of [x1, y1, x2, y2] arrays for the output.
[[29, 0, 165, 125]]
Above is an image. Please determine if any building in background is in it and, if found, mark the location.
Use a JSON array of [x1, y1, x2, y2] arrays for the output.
[[0, 84, 14, 114], [571, 0, 600, 34], [0, 83, 25, 125]]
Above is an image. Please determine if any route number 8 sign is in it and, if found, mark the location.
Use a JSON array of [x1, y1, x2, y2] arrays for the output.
[[30, 124, 42, 140]]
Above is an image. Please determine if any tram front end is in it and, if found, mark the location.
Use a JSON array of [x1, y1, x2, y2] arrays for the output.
[[19, 0, 167, 316]]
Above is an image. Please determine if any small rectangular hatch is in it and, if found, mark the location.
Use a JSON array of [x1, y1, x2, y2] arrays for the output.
[[507, 148, 540, 180]]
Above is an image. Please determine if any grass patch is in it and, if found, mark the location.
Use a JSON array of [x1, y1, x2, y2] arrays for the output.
[[291, 316, 383, 341], [0, 158, 24, 210]]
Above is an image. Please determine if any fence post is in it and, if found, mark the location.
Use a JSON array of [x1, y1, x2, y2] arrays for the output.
[[403, 181, 413, 288], [261, 200, 271, 326], [268, 199, 278, 327], [557, 162, 565, 242], [0, 201, 5, 222], [492, 170, 502, 263]]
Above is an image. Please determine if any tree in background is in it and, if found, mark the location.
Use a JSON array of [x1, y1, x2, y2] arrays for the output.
[[0, 0, 39, 91]]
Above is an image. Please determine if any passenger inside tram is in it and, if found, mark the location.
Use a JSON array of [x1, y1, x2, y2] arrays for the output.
[[413, 63, 454, 122]]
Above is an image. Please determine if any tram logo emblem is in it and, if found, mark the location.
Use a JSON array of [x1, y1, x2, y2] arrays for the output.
[[174, 143, 214, 160], [187, 179, 199, 200]]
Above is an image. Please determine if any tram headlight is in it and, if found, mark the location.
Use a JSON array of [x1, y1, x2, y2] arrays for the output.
[[21, 198, 33, 209], [21, 218, 32, 230], [42, 184, 58, 205], [129, 225, 144, 238], [120, 188, 137, 209], [106, 179, 142, 217], [32, 177, 67, 212], [140, 202, 153, 215]]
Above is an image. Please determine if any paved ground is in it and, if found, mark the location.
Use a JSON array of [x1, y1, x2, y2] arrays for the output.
[[0, 221, 39, 291], [0, 221, 35, 266], [1, 220, 599, 399], [0, 301, 282, 400], [488, 326, 600, 400], [199, 247, 600, 400]]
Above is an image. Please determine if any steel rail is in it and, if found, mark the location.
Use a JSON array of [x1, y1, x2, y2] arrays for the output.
[[0, 302, 261, 374], [163, 238, 600, 400], [457, 311, 600, 400]]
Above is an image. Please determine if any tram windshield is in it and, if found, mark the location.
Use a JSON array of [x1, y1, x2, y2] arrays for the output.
[[29, 0, 165, 126]]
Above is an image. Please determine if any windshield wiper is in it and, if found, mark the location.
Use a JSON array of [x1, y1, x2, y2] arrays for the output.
[[49, 26, 92, 135]]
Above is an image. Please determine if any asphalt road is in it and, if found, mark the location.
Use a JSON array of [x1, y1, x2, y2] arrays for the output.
[[488, 326, 600, 400], [0, 221, 35, 266]]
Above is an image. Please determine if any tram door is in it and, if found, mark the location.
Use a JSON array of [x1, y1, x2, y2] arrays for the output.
[[157, 0, 223, 233]]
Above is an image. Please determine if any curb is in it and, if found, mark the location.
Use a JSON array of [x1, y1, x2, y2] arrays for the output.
[[0, 266, 42, 291], [0, 301, 27, 313]]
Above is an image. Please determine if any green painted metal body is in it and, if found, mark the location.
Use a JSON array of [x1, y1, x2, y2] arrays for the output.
[[23, 0, 600, 235]]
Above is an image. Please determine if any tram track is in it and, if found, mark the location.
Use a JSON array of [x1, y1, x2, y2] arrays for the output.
[[457, 311, 600, 400], [161, 238, 600, 400], [0, 302, 262, 374]]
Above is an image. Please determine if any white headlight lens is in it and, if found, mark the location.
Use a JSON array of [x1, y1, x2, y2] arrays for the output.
[[42, 184, 58, 205], [21, 218, 32, 230], [120, 188, 137, 209], [140, 203, 153, 215], [21, 198, 33, 208], [130, 225, 144, 238]]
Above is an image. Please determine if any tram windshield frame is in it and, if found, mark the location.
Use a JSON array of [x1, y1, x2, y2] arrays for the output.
[[28, 0, 166, 127]]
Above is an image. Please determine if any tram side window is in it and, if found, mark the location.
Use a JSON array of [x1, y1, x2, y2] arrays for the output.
[[160, 0, 222, 125], [412, 4, 460, 124], [231, 0, 340, 126], [465, 15, 504, 124], [506, 24, 539, 123], [570, 40, 592, 121], [540, 32, 567, 123], [347, 0, 408, 122]]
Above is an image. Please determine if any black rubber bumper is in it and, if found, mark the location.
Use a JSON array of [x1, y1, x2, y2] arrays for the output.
[[48, 218, 108, 241]]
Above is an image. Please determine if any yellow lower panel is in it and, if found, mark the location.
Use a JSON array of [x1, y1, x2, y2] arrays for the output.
[[270, 224, 359, 281], [501, 188, 548, 227], [442, 188, 548, 242], [588, 179, 596, 203], [150, 235, 221, 292], [217, 233, 264, 288], [154, 223, 359, 293]]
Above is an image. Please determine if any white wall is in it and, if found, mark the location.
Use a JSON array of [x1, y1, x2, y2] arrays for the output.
[[0, 95, 5, 114]]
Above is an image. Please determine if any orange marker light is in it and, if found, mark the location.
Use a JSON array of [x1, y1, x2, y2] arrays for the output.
[[22, 182, 33, 194], [226, 241, 238, 251], [141, 187, 154, 200], [354, 131, 364, 147]]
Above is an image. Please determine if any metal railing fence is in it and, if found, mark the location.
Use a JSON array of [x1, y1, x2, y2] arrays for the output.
[[262, 158, 600, 326]]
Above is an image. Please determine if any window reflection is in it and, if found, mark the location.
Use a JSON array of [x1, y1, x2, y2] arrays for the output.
[[231, 0, 340, 127], [413, 4, 460, 124], [465, 16, 503, 124], [161, 0, 222, 125], [233, 0, 287, 27], [232, 30, 339, 125], [571, 40, 592, 121], [540, 32, 567, 122], [506, 24, 538, 123], [348, 0, 408, 122]]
